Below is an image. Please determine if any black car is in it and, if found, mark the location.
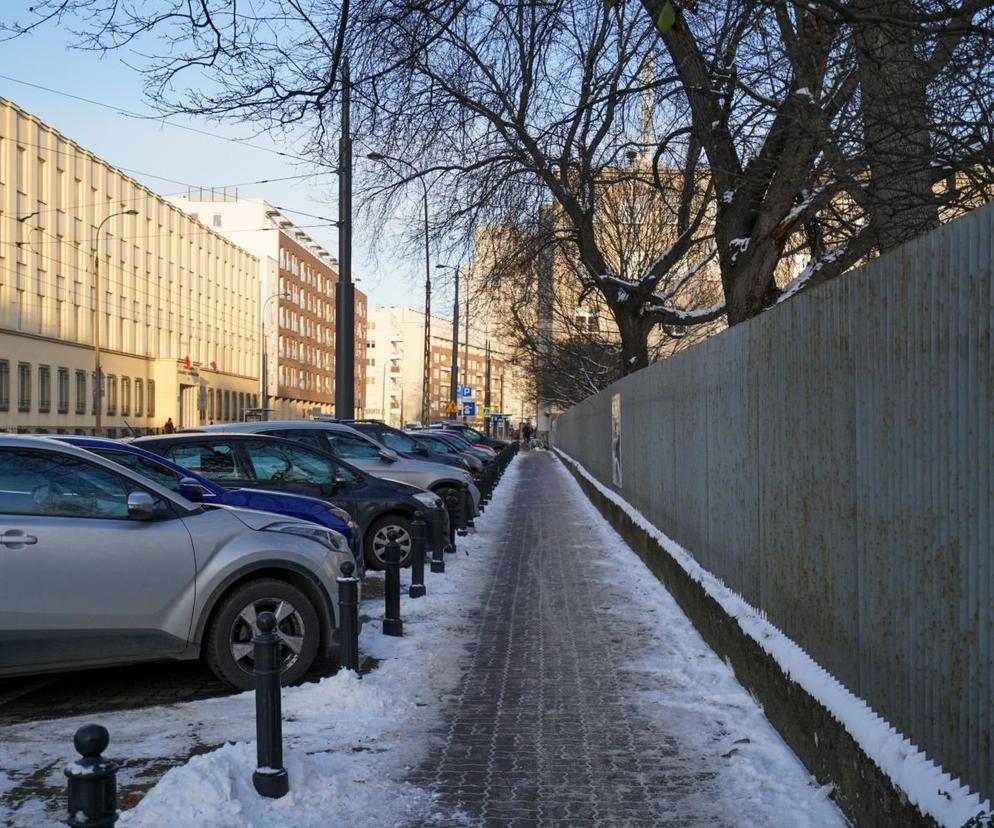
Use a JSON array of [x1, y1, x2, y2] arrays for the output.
[[324, 418, 473, 473], [134, 432, 447, 569], [428, 422, 509, 451], [406, 430, 485, 474]]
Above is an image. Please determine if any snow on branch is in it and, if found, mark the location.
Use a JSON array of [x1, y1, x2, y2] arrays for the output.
[[651, 244, 717, 305], [777, 243, 847, 304]]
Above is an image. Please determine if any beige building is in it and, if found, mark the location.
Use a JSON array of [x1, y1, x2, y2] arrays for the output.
[[167, 194, 367, 419], [364, 304, 527, 435], [0, 97, 260, 434]]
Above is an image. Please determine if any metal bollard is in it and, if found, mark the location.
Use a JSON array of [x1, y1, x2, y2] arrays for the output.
[[252, 611, 289, 799], [456, 485, 469, 537], [337, 561, 360, 671], [383, 529, 404, 636], [409, 513, 427, 598], [65, 724, 118, 828], [444, 492, 458, 553], [430, 508, 446, 573]]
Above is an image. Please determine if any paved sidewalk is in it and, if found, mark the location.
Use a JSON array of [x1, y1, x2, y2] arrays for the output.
[[409, 451, 843, 828]]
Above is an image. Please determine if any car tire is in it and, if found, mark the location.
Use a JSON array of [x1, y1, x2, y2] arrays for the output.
[[204, 578, 320, 690], [365, 514, 413, 570]]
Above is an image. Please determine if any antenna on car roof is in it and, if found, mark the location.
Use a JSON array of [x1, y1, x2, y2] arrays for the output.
[[122, 418, 140, 438]]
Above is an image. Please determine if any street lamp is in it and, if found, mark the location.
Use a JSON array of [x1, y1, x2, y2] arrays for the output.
[[93, 209, 138, 433], [261, 291, 291, 420], [367, 152, 433, 426], [437, 263, 462, 420]]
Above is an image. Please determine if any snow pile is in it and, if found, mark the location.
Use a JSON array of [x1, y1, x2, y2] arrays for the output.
[[554, 447, 991, 828], [0, 459, 521, 828]]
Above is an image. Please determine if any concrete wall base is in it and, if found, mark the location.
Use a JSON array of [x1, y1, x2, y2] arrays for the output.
[[560, 457, 941, 828]]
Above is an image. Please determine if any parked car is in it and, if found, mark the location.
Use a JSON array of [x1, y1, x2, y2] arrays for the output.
[[184, 420, 481, 515], [408, 428, 495, 467], [429, 422, 509, 451], [0, 436, 353, 689], [133, 431, 448, 569], [323, 418, 474, 472], [51, 435, 364, 576], [405, 430, 484, 474]]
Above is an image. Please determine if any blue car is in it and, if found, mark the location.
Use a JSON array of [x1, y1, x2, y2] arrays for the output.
[[52, 436, 363, 575]]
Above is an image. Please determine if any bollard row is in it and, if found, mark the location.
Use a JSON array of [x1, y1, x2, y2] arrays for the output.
[[63, 444, 520, 823]]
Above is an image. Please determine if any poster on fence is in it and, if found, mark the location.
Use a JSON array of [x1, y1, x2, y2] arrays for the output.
[[611, 392, 622, 487]]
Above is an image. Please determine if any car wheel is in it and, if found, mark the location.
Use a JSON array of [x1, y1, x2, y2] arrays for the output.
[[365, 514, 413, 569], [204, 578, 320, 690]]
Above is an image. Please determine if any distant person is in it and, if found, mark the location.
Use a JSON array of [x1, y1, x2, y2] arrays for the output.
[[522, 422, 533, 447], [163, 417, 175, 434]]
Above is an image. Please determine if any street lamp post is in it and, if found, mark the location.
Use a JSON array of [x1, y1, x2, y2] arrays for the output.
[[261, 291, 291, 420], [437, 264, 461, 420], [93, 209, 138, 433], [335, 58, 355, 420], [367, 152, 433, 426]]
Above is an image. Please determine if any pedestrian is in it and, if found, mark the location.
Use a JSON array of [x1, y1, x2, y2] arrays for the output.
[[163, 417, 175, 434], [522, 421, 533, 449]]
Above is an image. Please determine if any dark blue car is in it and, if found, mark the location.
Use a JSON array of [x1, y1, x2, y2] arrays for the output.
[[53, 436, 363, 574]]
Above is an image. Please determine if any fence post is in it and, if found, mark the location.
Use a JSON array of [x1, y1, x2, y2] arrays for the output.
[[430, 508, 446, 574], [457, 484, 469, 538], [383, 530, 404, 636], [65, 724, 118, 828], [252, 611, 289, 799], [337, 561, 360, 671], [409, 513, 427, 598]]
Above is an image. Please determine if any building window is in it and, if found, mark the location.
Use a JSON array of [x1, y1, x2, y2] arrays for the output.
[[75, 370, 86, 415], [91, 372, 99, 415], [0, 361, 8, 411], [135, 379, 144, 417], [106, 375, 118, 416], [57, 368, 69, 414], [207, 388, 215, 421], [17, 363, 31, 412], [121, 377, 131, 416], [147, 380, 155, 418], [37, 366, 51, 414], [212, 214, 222, 228]]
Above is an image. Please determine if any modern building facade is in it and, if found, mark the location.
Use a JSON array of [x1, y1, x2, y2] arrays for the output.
[[167, 194, 367, 419], [0, 97, 260, 434]]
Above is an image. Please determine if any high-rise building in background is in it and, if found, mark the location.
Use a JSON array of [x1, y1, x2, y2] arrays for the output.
[[0, 97, 260, 433], [167, 194, 367, 419]]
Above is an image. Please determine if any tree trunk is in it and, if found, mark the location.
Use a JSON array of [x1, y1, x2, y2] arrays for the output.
[[852, 0, 939, 251], [617, 311, 650, 375]]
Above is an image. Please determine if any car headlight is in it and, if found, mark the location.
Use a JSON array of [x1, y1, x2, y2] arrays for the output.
[[264, 521, 349, 554], [413, 491, 443, 509]]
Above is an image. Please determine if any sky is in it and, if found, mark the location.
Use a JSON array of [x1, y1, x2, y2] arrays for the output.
[[0, 21, 433, 312]]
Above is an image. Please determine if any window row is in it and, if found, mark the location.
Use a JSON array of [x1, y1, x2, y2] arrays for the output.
[[0, 361, 154, 419]]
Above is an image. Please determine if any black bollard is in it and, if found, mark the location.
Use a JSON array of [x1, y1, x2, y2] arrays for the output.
[[409, 513, 427, 598], [337, 561, 360, 671], [444, 492, 458, 553], [65, 724, 118, 828], [456, 485, 469, 538], [383, 529, 404, 636], [430, 507, 446, 574], [252, 611, 289, 799]]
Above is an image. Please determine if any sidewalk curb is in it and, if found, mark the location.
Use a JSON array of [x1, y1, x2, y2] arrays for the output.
[[558, 455, 941, 828]]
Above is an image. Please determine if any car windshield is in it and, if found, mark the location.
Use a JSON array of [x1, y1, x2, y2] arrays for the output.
[[374, 428, 419, 453], [244, 441, 335, 485], [93, 449, 188, 492]]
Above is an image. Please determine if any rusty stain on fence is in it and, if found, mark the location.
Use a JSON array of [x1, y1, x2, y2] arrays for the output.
[[552, 202, 994, 804]]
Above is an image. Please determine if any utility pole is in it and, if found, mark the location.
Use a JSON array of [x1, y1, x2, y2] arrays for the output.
[[335, 58, 355, 419], [483, 340, 492, 437], [449, 267, 460, 420], [462, 275, 470, 423]]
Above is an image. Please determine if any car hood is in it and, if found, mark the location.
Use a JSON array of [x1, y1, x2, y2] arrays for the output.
[[203, 502, 306, 530]]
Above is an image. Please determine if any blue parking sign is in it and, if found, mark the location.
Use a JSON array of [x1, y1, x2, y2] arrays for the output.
[[460, 401, 476, 417]]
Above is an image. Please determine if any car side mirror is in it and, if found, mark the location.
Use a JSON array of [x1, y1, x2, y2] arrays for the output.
[[178, 477, 206, 503], [378, 448, 399, 462], [413, 444, 429, 455], [127, 491, 156, 520]]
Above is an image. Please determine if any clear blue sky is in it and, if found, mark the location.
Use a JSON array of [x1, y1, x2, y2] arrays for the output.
[[0, 23, 425, 309]]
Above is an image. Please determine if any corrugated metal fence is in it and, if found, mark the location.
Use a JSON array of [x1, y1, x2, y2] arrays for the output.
[[553, 202, 994, 804]]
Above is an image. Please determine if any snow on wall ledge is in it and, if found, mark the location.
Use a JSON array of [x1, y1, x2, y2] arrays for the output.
[[554, 447, 991, 828]]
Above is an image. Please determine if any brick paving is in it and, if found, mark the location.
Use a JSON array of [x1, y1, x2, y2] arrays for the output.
[[409, 451, 733, 827]]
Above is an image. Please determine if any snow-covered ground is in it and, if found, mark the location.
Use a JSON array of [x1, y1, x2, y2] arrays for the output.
[[0, 462, 523, 828]]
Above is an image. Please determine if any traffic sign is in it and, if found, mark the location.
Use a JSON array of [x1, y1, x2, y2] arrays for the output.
[[483, 406, 492, 418], [460, 401, 476, 417], [457, 384, 473, 399], [446, 400, 458, 414]]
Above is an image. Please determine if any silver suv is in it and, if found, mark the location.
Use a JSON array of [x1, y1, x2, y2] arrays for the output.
[[0, 436, 354, 689], [196, 420, 481, 514]]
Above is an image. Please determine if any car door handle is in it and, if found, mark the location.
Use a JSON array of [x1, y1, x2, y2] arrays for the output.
[[0, 530, 38, 546]]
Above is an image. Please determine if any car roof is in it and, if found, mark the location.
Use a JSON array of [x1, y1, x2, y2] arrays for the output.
[[194, 420, 372, 437]]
